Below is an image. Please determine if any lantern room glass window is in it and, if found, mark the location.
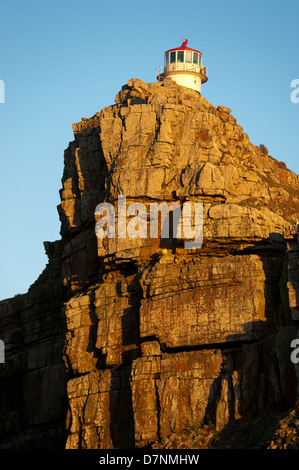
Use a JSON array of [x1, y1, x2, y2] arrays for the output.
[[177, 51, 184, 62], [193, 52, 198, 65], [170, 51, 176, 63], [185, 51, 192, 63], [165, 53, 169, 66], [199, 54, 202, 66]]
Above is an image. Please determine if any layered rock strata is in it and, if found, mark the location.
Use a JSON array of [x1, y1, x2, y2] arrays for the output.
[[1, 77, 299, 448]]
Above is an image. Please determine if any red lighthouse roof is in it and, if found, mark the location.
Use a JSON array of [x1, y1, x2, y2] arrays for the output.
[[165, 39, 202, 55]]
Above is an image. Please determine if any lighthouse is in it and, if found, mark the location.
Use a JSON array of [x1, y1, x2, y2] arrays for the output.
[[157, 39, 208, 94]]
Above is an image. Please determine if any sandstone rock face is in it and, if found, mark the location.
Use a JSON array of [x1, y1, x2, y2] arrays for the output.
[[1, 77, 299, 448]]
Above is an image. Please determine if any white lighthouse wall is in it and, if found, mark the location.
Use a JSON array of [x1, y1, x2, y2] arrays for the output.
[[168, 73, 202, 93]]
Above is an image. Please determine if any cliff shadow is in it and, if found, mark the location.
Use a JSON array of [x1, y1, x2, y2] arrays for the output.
[[109, 366, 135, 449], [86, 288, 107, 368], [109, 269, 144, 449], [159, 206, 182, 253]]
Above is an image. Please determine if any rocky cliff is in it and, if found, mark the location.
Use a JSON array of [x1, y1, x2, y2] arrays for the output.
[[0, 77, 299, 449]]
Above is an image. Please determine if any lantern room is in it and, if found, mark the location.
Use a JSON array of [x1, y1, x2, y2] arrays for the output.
[[157, 39, 208, 93]]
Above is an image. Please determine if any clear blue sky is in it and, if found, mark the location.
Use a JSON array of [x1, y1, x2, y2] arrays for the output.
[[0, 0, 298, 300]]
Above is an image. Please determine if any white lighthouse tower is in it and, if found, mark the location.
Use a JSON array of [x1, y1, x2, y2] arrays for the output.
[[157, 39, 208, 94]]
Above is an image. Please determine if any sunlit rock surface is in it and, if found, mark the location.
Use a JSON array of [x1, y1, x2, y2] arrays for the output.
[[1, 78, 299, 448]]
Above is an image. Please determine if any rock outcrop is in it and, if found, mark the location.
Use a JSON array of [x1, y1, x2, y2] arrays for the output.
[[1, 77, 299, 448]]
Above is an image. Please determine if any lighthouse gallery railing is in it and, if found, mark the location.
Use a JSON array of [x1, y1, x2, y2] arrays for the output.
[[157, 64, 208, 77]]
